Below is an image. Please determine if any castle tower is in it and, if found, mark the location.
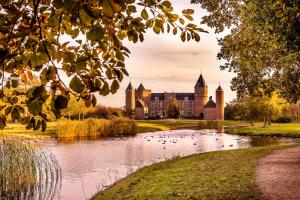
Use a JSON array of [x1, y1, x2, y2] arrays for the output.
[[216, 85, 224, 120], [136, 82, 151, 106], [136, 82, 145, 100], [125, 82, 135, 111], [194, 74, 208, 118]]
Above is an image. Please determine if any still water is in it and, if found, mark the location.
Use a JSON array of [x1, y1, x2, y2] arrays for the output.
[[42, 129, 286, 200]]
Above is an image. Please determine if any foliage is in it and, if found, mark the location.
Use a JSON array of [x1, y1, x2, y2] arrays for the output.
[[271, 117, 292, 123], [0, 0, 206, 131], [56, 118, 136, 140], [282, 100, 300, 123], [0, 139, 61, 199], [192, 0, 300, 102], [85, 105, 124, 119], [224, 93, 289, 123], [166, 97, 179, 118], [60, 95, 124, 120]]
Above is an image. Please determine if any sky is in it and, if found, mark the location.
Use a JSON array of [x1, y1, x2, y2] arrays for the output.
[[97, 0, 236, 107]]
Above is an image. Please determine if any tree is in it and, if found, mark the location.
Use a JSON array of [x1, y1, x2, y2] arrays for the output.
[[167, 98, 179, 118], [192, 0, 300, 102], [224, 93, 288, 125], [0, 0, 206, 130]]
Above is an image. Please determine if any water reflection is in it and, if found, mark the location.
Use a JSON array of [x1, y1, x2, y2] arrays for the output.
[[42, 129, 294, 200]]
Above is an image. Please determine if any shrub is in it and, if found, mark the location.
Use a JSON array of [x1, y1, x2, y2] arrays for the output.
[[271, 117, 292, 123], [56, 118, 137, 140]]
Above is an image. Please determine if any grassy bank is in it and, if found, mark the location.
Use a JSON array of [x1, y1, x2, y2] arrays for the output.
[[1, 122, 57, 139], [57, 118, 137, 140], [136, 119, 199, 132], [92, 145, 290, 200], [136, 119, 246, 133], [226, 123, 300, 138]]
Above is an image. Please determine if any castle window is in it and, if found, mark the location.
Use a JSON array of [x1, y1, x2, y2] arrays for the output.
[[184, 97, 189, 101], [155, 97, 159, 101]]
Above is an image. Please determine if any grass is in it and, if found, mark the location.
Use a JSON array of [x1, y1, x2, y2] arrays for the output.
[[136, 119, 247, 133], [56, 118, 137, 141], [92, 145, 292, 200], [0, 138, 61, 199], [226, 123, 300, 138], [92, 146, 296, 200], [0, 122, 57, 139]]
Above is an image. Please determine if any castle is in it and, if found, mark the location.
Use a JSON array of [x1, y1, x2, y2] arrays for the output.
[[125, 74, 224, 120]]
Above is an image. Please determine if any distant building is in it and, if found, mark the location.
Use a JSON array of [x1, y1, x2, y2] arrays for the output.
[[125, 74, 224, 120]]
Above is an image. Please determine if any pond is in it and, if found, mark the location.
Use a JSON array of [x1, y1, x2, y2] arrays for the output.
[[42, 129, 294, 200]]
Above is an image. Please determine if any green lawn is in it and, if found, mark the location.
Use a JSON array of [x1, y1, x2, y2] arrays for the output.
[[136, 119, 246, 133], [135, 119, 200, 132], [0, 122, 57, 139], [227, 123, 300, 138], [92, 145, 291, 200]]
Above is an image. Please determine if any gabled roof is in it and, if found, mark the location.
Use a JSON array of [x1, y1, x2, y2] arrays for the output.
[[137, 83, 145, 90], [136, 99, 146, 108], [195, 74, 206, 87], [126, 82, 134, 90], [216, 85, 223, 91], [204, 96, 216, 108]]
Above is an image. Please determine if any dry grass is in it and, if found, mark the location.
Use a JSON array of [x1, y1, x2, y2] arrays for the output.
[[56, 118, 137, 141], [0, 138, 61, 199]]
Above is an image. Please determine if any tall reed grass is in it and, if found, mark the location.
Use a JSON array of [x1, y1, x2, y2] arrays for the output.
[[0, 139, 61, 200], [56, 118, 137, 141]]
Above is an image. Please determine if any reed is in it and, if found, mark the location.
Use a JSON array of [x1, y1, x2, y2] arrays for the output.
[[0, 138, 61, 200], [56, 118, 137, 140]]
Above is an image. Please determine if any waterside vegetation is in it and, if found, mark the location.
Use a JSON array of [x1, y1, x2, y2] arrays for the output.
[[0, 139, 61, 199], [56, 118, 137, 141]]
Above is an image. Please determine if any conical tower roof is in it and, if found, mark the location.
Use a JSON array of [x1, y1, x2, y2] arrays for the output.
[[195, 74, 206, 87], [216, 84, 223, 91], [126, 82, 134, 90], [137, 83, 145, 90]]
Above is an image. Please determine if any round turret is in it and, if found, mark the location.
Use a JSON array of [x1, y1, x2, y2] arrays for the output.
[[125, 82, 135, 112], [216, 85, 224, 120]]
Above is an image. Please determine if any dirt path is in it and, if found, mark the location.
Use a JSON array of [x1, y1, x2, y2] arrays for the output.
[[256, 146, 300, 200]]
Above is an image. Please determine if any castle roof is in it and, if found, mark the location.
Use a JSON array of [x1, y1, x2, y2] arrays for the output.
[[136, 99, 146, 108], [126, 82, 134, 90], [216, 85, 223, 91], [176, 93, 195, 100], [151, 93, 165, 100], [195, 74, 206, 87], [150, 93, 195, 101], [137, 83, 145, 90], [204, 96, 216, 108]]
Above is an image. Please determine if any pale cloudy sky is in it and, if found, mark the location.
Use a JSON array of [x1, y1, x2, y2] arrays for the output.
[[97, 0, 236, 107]]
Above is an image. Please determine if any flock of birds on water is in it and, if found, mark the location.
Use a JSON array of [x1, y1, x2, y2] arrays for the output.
[[139, 130, 244, 150]]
